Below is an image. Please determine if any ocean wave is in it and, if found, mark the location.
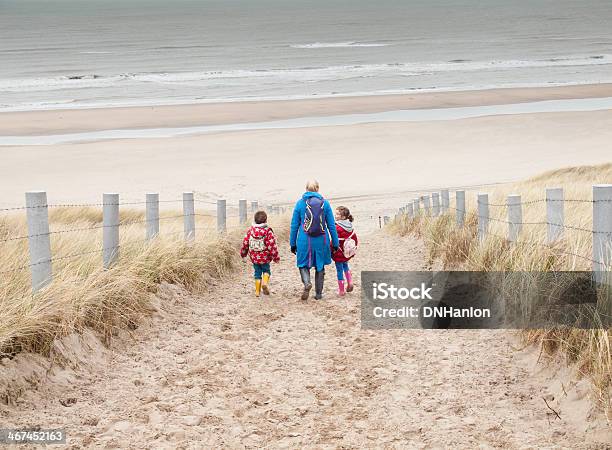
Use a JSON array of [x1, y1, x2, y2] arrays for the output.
[[290, 41, 389, 48], [0, 74, 127, 93], [0, 46, 70, 54], [150, 44, 218, 50], [2, 54, 611, 93]]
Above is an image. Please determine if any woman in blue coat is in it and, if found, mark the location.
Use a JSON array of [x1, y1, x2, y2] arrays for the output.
[[290, 180, 339, 300]]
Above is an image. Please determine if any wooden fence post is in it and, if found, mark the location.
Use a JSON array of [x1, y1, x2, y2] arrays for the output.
[[183, 192, 195, 241], [422, 195, 431, 216], [432, 192, 440, 217], [217, 199, 227, 233], [477, 193, 489, 242], [103, 193, 120, 269], [146, 193, 159, 240], [406, 203, 414, 218], [507, 194, 522, 243], [546, 187, 564, 243], [25, 191, 52, 292], [441, 189, 450, 213], [593, 184, 612, 285], [455, 190, 465, 226], [239, 199, 247, 224]]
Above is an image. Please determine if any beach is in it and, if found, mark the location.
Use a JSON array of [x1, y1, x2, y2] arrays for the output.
[[1, 84, 612, 225], [2, 1, 612, 444]]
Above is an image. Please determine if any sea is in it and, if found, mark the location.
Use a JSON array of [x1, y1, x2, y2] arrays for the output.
[[1, 0, 612, 112]]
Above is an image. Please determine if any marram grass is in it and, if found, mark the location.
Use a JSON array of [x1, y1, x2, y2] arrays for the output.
[[0, 208, 287, 358], [388, 162, 612, 419]]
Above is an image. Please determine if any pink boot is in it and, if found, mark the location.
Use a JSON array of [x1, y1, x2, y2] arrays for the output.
[[337, 280, 346, 296], [345, 271, 354, 292]]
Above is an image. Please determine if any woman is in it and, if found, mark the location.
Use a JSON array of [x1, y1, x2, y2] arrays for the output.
[[290, 180, 339, 300]]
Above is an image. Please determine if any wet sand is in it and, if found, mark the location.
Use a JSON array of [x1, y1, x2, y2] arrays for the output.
[[1, 83, 612, 136]]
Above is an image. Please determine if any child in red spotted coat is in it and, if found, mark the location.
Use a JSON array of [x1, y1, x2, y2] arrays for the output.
[[240, 210, 280, 297]]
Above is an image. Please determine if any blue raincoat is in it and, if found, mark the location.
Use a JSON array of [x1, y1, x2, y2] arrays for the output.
[[290, 192, 339, 271]]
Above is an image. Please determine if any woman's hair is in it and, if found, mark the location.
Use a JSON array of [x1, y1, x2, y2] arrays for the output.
[[254, 210, 267, 224], [305, 179, 319, 192], [336, 206, 353, 222]]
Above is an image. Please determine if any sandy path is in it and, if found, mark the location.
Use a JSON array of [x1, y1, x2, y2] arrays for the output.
[[1, 232, 599, 449]]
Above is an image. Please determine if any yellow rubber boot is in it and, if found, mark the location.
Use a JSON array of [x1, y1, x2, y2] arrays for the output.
[[261, 273, 270, 295], [255, 279, 262, 297]]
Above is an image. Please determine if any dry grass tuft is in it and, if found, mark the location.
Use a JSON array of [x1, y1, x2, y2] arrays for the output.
[[48, 207, 145, 225], [389, 162, 611, 418], [0, 208, 290, 359], [527, 162, 612, 184]]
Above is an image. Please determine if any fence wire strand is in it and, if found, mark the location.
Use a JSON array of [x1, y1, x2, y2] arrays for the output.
[[0, 212, 230, 244], [0, 220, 255, 276], [442, 205, 599, 234], [0, 199, 193, 213], [485, 231, 603, 265]]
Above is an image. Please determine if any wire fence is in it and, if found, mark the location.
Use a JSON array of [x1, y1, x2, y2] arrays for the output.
[[483, 231, 602, 265], [0, 191, 288, 294], [0, 227, 242, 277], [477, 198, 602, 207], [441, 205, 598, 235], [390, 185, 612, 275], [0, 197, 226, 214]]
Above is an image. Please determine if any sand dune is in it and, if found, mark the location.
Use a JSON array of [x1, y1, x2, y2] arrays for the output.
[[2, 231, 608, 448]]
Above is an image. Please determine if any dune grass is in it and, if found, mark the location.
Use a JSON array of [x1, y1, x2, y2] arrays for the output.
[[388, 162, 612, 418], [0, 207, 286, 358]]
